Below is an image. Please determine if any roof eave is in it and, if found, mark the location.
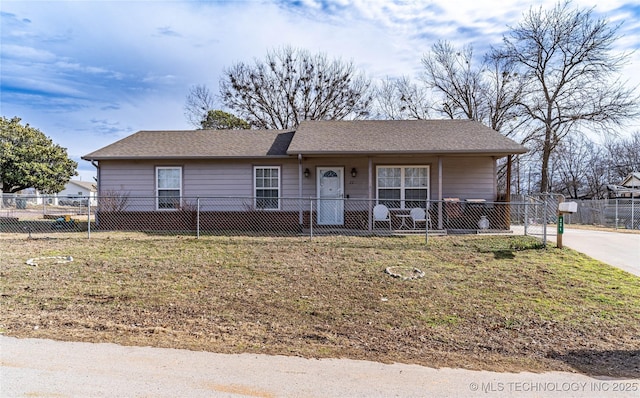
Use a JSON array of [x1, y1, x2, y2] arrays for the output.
[[82, 155, 292, 161], [287, 149, 528, 156]]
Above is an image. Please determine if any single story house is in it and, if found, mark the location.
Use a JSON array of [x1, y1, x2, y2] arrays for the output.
[[82, 120, 527, 232], [607, 172, 640, 198], [56, 180, 97, 206], [9, 180, 96, 207], [621, 172, 640, 191]]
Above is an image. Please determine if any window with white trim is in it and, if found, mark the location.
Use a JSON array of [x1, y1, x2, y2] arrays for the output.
[[377, 166, 430, 209], [156, 166, 182, 210], [254, 166, 280, 210]]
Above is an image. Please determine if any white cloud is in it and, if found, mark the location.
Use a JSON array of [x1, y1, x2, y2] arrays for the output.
[[0, 44, 56, 62], [1, 0, 638, 181], [53, 61, 110, 75], [142, 74, 177, 84]]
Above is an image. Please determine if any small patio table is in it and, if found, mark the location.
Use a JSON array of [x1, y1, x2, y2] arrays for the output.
[[395, 214, 412, 230]]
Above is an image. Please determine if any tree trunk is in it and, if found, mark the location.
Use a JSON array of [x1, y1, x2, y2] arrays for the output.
[[539, 127, 553, 192]]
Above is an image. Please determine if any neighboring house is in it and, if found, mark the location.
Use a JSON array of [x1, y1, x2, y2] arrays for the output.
[[56, 180, 97, 206], [621, 172, 640, 189], [9, 180, 96, 207], [82, 120, 527, 231], [607, 172, 640, 198]]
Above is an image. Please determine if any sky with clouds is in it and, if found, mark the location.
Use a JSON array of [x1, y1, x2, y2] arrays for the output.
[[1, 0, 639, 181]]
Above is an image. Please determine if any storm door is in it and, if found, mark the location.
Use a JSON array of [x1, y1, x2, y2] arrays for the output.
[[317, 167, 344, 225]]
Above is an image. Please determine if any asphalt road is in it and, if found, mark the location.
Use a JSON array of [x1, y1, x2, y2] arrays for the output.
[[2, 336, 639, 398]]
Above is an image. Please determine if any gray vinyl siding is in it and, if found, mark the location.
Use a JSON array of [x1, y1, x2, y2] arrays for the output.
[[96, 155, 497, 211], [440, 157, 496, 201], [97, 159, 303, 211], [98, 161, 157, 196], [298, 157, 370, 199], [98, 160, 298, 195], [185, 162, 252, 197], [304, 155, 494, 201]]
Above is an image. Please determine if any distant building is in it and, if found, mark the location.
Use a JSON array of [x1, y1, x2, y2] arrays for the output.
[[607, 172, 640, 198], [56, 180, 97, 205]]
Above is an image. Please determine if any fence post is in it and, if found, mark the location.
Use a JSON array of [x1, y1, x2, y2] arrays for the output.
[[542, 195, 548, 247], [196, 197, 200, 239], [87, 200, 91, 239], [309, 199, 313, 240], [424, 199, 429, 245], [615, 198, 619, 229], [524, 200, 529, 236], [632, 197, 636, 230]]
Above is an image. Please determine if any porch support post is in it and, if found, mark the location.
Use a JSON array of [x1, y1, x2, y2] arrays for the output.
[[437, 156, 443, 230], [506, 155, 512, 202], [368, 157, 373, 231], [298, 154, 303, 226], [505, 155, 513, 229]]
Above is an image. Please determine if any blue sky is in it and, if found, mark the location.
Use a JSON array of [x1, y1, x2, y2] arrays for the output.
[[1, 0, 639, 181]]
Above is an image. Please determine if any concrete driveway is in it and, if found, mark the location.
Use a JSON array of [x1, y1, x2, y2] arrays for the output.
[[547, 228, 640, 276]]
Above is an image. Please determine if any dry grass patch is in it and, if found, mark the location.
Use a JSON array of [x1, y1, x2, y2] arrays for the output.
[[1, 234, 638, 377]]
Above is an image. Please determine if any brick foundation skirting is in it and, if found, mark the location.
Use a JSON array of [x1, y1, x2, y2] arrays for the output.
[[95, 210, 375, 232], [94, 208, 510, 232]]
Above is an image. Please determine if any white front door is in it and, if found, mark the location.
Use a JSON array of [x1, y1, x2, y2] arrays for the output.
[[317, 167, 344, 225]]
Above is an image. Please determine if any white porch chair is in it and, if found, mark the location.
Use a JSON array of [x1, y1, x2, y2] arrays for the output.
[[410, 207, 431, 229], [373, 204, 392, 230]]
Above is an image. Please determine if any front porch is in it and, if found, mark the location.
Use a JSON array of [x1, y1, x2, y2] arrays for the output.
[[91, 197, 516, 236]]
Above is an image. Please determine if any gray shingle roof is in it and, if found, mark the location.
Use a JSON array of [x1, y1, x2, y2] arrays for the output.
[[68, 180, 96, 191], [287, 120, 527, 155], [82, 120, 527, 161], [82, 130, 294, 160]]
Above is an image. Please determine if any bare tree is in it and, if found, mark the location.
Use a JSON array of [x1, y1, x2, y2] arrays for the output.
[[421, 41, 525, 134], [552, 135, 598, 198], [375, 77, 402, 120], [583, 146, 609, 199], [374, 76, 432, 120], [422, 41, 485, 121], [494, 1, 639, 192], [219, 46, 373, 129], [422, 41, 527, 197], [482, 56, 529, 138], [184, 84, 217, 128], [604, 131, 640, 180]]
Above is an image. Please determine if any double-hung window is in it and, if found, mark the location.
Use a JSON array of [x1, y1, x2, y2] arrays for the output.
[[254, 166, 280, 210], [156, 166, 182, 210], [377, 166, 430, 209]]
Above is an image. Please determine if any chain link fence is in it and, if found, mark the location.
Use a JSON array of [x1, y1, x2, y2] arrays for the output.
[[0, 193, 555, 241], [511, 195, 640, 230], [568, 198, 639, 230]]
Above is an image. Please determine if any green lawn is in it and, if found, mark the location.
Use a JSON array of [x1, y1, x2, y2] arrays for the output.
[[1, 234, 638, 377]]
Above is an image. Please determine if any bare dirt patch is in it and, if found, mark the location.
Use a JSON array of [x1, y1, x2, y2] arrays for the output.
[[1, 234, 638, 377]]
